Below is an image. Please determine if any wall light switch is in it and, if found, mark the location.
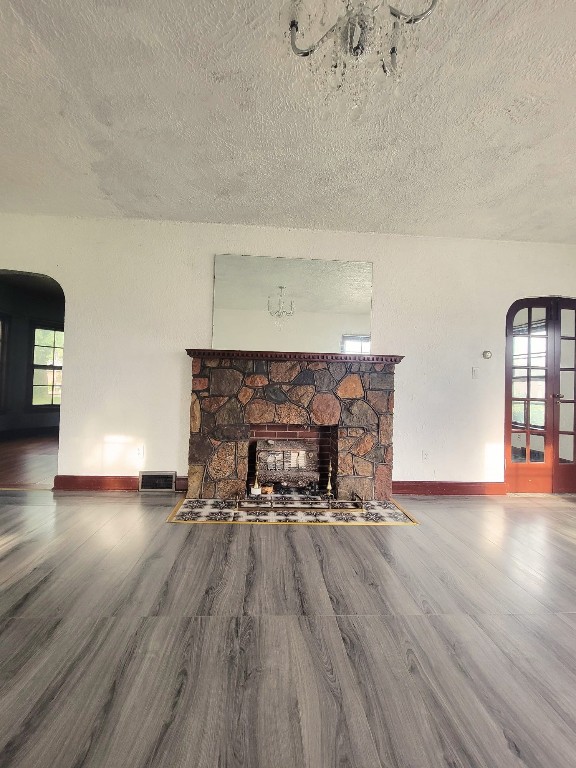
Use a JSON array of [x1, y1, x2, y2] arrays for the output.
[[472, 367, 479, 379]]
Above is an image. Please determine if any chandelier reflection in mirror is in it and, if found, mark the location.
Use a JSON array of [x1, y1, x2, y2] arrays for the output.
[[288, 0, 438, 103], [268, 285, 295, 330]]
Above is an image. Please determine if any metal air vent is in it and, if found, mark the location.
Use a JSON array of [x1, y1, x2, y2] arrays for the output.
[[138, 471, 176, 492]]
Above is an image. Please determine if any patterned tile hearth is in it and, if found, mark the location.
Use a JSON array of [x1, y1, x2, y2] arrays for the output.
[[167, 495, 417, 526]]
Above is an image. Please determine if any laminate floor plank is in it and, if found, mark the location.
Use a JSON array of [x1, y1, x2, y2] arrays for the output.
[[0, 503, 125, 588], [0, 497, 99, 548], [379, 515, 552, 615], [1, 492, 576, 767], [337, 614, 530, 768], [340, 612, 576, 768], [146, 524, 252, 617], [4, 511, 164, 619], [0, 507, 147, 618], [402, 496, 576, 611], [0, 616, 118, 746], [13, 616, 240, 768], [58, 516, 194, 618], [0, 505, 54, 541], [423, 613, 576, 768], [308, 525, 424, 616], [336, 614, 468, 767], [422, 495, 576, 557], [467, 612, 576, 726], [369, 525, 512, 615], [230, 615, 383, 768], [97, 522, 244, 619], [239, 526, 335, 616]]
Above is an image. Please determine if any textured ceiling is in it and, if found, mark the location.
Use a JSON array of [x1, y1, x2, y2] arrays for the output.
[[1, 0, 575, 243]]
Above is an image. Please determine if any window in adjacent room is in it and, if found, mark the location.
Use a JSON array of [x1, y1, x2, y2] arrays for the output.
[[341, 334, 371, 354], [31, 327, 64, 406]]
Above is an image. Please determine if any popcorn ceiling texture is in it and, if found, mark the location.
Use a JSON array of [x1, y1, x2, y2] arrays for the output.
[[1, 0, 575, 243]]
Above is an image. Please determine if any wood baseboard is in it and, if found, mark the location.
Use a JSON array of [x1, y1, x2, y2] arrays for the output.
[[53, 475, 139, 491], [52, 477, 506, 495], [392, 481, 507, 495]]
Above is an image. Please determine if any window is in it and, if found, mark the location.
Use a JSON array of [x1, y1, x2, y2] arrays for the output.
[[341, 334, 371, 354], [32, 327, 63, 406]]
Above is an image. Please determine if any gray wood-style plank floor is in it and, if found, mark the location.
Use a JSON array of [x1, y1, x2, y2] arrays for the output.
[[1, 491, 576, 767]]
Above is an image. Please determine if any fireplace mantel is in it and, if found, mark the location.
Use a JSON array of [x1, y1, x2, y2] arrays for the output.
[[187, 349, 403, 501], [187, 349, 403, 364]]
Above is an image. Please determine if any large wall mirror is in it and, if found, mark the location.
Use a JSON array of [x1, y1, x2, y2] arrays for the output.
[[212, 254, 373, 353]]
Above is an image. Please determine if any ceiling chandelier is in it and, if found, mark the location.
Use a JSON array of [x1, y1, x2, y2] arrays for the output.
[[288, 0, 438, 94], [268, 286, 294, 328]]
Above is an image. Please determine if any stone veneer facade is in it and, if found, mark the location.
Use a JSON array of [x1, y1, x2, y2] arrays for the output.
[[186, 350, 403, 501]]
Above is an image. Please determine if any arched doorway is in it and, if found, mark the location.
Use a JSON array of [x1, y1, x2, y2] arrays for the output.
[[506, 297, 576, 492], [0, 271, 64, 489]]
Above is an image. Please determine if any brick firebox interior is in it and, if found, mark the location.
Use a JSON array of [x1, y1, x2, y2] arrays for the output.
[[187, 349, 402, 500]]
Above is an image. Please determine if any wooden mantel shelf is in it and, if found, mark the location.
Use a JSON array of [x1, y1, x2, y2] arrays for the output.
[[186, 349, 404, 364]]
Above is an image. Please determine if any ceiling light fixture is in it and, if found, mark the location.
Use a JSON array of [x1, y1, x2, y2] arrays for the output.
[[288, 0, 438, 94]]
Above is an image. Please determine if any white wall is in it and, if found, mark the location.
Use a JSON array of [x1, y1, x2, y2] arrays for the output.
[[2, 211, 575, 481]]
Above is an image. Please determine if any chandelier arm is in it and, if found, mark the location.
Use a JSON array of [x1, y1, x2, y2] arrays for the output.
[[290, 2, 386, 57], [290, 19, 338, 57], [388, 0, 438, 25], [290, 0, 436, 58]]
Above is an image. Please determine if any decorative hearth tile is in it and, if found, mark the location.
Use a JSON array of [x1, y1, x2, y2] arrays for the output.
[[167, 497, 417, 526]]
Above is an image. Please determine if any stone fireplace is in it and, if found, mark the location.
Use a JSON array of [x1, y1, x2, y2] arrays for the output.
[[186, 349, 403, 500]]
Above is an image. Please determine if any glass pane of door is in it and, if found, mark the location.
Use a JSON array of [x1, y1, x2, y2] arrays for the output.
[[559, 434, 574, 463], [511, 433, 527, 463], [512, 368, 528, 398], [532, 307, 547, 334], [530, 434, 545, 463], [560, 339, 575, 369], [513, 308, 529, 331], [560, 370, 574, 400], [559, 402, 574, 432], [561, 309, 575, 338]]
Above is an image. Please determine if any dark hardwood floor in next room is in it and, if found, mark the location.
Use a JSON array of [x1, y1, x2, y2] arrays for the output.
[[0, 435, 58, 489], [1, 491, 576, 767]]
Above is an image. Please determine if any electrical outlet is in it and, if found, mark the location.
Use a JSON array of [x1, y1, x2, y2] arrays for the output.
[[422, 450, 429, 461]]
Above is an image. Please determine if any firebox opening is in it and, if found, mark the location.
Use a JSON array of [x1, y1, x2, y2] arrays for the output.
[[247, 424, 338, 496]]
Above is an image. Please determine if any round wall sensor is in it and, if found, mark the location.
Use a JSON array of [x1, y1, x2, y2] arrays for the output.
[[482, 350, 492, 359]]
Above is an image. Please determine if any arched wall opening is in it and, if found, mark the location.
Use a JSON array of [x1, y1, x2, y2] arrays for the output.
[[0, 270, 65, 489]]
